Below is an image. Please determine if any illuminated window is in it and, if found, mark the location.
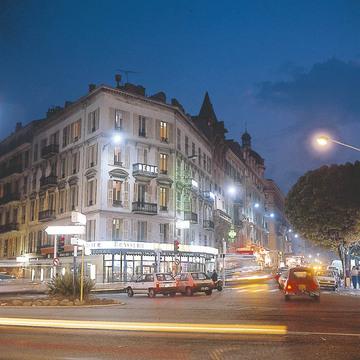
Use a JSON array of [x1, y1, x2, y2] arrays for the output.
[[160, 121, 168, 142], [159, 153, 168, 174], [159, 187, 168, 211]]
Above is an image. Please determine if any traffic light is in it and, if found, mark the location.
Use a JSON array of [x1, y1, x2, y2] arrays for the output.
[[58, 236, 65, 253], [174, 240, 180, 253]]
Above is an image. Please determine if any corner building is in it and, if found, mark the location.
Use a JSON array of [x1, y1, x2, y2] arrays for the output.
[[0, 82, 289, 282]]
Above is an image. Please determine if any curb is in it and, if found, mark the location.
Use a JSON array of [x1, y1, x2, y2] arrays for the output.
[[0, 302, 126, 308]]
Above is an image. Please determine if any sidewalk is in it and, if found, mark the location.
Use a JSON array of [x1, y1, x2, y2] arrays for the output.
[[336, 287, 360, 296]]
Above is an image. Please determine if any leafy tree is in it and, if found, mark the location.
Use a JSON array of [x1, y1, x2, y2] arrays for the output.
[[285, 161, 360, 274]]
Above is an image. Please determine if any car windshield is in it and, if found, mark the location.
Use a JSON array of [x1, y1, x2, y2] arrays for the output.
[[156, 274, 174, 281], [317, 271, 333, 277], [291, 269, 313, 279], [191, 273, 207, 280]]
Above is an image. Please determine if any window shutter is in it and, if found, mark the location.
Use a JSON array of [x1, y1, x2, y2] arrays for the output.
[[123, 219, 129, 240], [124, 181, 129, 208], [108, 145, 114, 165], [133, 113, 139, 135], [108, 180, 113, 206], [146, 184, 151, 203], [132, 220, 137, 241], [86, 147, 90, 168], [106, 218, 113, 241], [123, 111, 130, 132], [125, 146, 130, 168], [93, 179, 97, 205], [109, 108, 115, 128], [87, 114, 91, 134], [95, 144, 98, 165], [168, 123, 173, 143], [155, 120, 160, 140], [95, 108, 100, 130]]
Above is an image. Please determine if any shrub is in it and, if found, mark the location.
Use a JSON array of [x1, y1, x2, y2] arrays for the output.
[[47, 273, 95, 299]]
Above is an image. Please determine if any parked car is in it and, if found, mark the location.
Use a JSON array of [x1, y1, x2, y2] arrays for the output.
[[125, 273, 177, 298], [316, 270, 337, 291], [176, 272, 214, 296], [284, 267, 320, 301]]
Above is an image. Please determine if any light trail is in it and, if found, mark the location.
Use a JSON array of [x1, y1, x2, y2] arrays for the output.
[[0, 318, 287, 335]]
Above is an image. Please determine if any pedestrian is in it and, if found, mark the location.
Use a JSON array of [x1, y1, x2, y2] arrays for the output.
[[357, 266, 360, 290], [351, 266, 358, 289], [211, 269, 218, 283]]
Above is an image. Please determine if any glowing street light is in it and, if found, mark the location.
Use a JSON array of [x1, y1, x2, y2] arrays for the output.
[[112, 134, 122, 144], [269, 213, 275, 218], [228, 186, 236, 196], [254, 203, 260, 209], [294, 234, 299, 238], [316, 135, 360, 152]]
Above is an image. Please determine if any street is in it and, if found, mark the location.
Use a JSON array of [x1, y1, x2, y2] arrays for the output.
[[0, 280, 359, 359]]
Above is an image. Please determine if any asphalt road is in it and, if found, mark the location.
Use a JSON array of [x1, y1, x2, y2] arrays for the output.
[[0, 281, 359, 360]]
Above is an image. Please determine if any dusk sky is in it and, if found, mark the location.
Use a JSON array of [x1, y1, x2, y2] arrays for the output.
[[1, 0, 359, 191]]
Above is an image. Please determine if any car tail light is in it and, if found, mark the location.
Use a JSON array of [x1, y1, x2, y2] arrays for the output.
[[287, 284, 292, 290]]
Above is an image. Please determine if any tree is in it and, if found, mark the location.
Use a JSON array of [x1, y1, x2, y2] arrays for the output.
[[285, 161, 360, 274]]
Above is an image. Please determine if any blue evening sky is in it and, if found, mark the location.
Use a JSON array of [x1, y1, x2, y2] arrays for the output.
[[1, 0, 359, 191]]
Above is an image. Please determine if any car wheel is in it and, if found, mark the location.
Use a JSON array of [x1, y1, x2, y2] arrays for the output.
[[169, 292, 176, 297], [205, 289, 212, 296], [127, 288, 134, 297], [284, 295, 290, 301], [185, 287, 193, 296], [217, 285, 223, 292], [148, 288, 156, 298]]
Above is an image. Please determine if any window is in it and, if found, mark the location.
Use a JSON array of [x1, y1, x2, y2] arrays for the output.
[[192, 142, 195, 156], [176, 191, 181, 211], [177, 129, 181, 150], [115, 110, 123, 130], [70, 185, 78, 210], [114, 146, 122, 166], [198, 147, 201, 165], [23, 176, 28, 195], [49, 192, 55, 211], [88, 109, 99, 133], [112, 218, 123, 240], [71, 119, 81, 142], [39, 196, 45, 212], [24, 151, 29, 168], [137, 184, 146, 203], [86, 180, 96, 206], [21, 205, 26, 224], [50, 131, 59, 145], [160, 223, 169, 242], [72, 152, 79, 174], [137, 148, 148, 164], [59, 190, 66, 213], [87, 220, 96, 241], [30, 200, 35, 221], [61, 158, 67, 178], [159, 187, 168, 211], [32, 174, 36, 191], [86, 144, 98, 167], [113, 181, 122, 205], [138, 116, 146, 137], [137, 221, 147, 241], [160, 121, 168, 142], [203, 153, 206, 169], [33, 144, 38, 162], [40, 138, 47, 152], [159, 153, 168, 175], [63, 125, 70, 147], [185, 136, 189, 155]]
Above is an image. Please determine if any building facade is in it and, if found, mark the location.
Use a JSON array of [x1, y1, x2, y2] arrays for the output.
[[0, 80, 289, 282]]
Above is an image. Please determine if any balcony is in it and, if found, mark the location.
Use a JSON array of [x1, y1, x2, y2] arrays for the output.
[[132, 201, 157, 215], [202, 191, 215, 203], [38, 209, 56, 222], [203, 220, 214, 230], [215, 209, 232, 223], [0, 193, 20, 205], [184, 211, 198, 223], [132, 163, 158, 182], [40, 175, 58, 189], [112, 199, 123, 207], [41, 144, 59, 159], [0, 163, 23, 179], [0, 223, 19, 234]]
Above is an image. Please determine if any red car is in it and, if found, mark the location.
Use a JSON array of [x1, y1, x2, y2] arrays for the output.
[[284, 267, 320, 301]]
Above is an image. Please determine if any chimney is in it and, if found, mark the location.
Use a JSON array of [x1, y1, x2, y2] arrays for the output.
[[88, 84, 96, 93], [15, 122, 22, 132], [115, 74, 122, 88]]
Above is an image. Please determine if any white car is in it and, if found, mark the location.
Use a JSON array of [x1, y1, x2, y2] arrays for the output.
[[278, 270, 289, 289], [125, 273, 178, 298], [316, 270, 337, 291]]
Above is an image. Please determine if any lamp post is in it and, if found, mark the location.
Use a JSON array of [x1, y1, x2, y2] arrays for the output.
[[316, 135, 360, 152]]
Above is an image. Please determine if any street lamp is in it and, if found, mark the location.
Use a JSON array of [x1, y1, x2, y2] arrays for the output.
[[228, 186, 237, 196], [254, 203, 260, 209], [103, 134, 122, 150], [316, 135, 360, 152]]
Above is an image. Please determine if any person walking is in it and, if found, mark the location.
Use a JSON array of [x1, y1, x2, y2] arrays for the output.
[[351, 266, 358, 289], [211, 269, 218, 283], [357, 266, 360, 290]]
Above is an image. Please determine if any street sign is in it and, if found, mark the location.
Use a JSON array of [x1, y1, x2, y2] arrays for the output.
[[53, 257, 60, 266], [45, 226, 86, 235], [71, 211, 87, 225], [71, 237, 87, 247]]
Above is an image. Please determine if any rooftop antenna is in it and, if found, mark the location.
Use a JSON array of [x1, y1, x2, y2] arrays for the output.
[[116, 68, 140, 83]]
